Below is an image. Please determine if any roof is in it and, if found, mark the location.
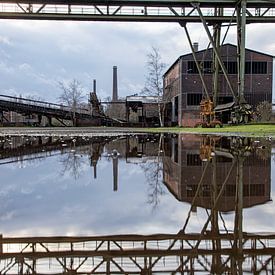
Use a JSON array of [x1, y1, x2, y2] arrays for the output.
[[126, 96, 160, 104], [214, 101, 235, 112], [163, 43, 275, 77]]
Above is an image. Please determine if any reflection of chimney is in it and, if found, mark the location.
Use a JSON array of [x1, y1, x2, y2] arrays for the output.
[[112, 66, 118, 101], [191, 205, 197, 213], [93, 79, 96, 94], [113, 157, 118, 191], [193, 42, 199, 52], [93, 165, 97, 179]]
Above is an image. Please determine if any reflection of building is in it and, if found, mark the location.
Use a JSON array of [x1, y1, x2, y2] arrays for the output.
[[163, 134, 271, 212], [163, 44, 273, 126]]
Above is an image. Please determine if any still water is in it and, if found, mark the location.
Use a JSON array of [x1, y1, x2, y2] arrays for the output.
[[0, 133, 274, 274]]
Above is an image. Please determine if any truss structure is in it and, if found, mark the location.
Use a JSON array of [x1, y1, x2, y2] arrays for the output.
[[0, 0, 274, 22]]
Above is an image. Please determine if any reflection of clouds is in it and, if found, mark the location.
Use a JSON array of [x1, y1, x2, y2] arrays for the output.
[[1, 144, 274, 238], [0, 152, 188, 237]]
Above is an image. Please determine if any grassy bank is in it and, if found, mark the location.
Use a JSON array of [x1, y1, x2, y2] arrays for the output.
[[145, 124, 275, 137]]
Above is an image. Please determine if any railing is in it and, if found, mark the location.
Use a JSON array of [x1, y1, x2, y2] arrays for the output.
[[0, 3, 275, 22], [0, 94, 91, 115], [1, 232, 275, 274]]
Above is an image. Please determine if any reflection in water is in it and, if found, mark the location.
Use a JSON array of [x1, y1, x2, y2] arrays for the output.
[[163, 135, 271, 212], [0, 133, 274, 273]]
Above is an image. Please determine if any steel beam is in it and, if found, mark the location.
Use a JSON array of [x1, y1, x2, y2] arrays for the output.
[[181, 22, 210, 100], [0, 2, 275, 22], [237, 0, 247, 104], [212, 9, 222, 107], [193, 3, 238, 103]]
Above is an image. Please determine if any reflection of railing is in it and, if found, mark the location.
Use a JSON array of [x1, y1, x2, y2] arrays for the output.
[[1, 232, 275, 274]]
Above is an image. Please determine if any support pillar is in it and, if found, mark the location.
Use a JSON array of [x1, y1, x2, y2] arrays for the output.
[[237, 0, 247, 104], [212, 8, 222, 107], [181, 23, 210, 99], [193, 3, 238, 103], [171, 97, 175, 122]]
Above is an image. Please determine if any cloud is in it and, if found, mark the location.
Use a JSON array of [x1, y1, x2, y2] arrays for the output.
[[0, 20, 274, 102], [0, 35, 12, 46]]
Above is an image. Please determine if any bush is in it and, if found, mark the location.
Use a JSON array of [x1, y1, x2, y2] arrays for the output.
[[255, 101, 272, 122]]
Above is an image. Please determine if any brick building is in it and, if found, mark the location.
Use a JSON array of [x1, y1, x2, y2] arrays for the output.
[[163, 44, 273, 127]]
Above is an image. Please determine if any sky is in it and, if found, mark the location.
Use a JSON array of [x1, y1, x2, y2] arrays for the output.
[[0, 19, 275, 103]]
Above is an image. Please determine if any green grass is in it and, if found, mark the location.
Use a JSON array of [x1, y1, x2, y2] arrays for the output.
[[142, 124, 275, 137]]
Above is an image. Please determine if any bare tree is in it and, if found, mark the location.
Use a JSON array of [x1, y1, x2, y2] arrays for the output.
[[58, 79, 85, 125], [143, 47, 166, 127], [140, 134, 166, 210], [59, 151, 86, 181]]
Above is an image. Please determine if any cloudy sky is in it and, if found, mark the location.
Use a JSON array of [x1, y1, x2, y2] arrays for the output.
[[0, 19, 275, 103]]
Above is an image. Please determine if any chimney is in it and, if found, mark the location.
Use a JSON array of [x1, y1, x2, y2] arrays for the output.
[[193, 42, 199, 52], [112, 66, 118, 102], [93, 79, 96, 94]]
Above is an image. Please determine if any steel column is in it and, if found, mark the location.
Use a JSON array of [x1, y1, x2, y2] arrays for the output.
[[212, 8, 222, 107], [181, 22, 210, 100], [193, 3, 238, 103], [237, 0, 247, 104]]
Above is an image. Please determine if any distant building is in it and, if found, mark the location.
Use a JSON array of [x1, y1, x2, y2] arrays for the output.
[[126, 96, 160, 126], [163, 43, 273, 127]]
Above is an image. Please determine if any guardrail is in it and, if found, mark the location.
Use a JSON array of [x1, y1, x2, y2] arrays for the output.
[[0, 94, 91, 115]]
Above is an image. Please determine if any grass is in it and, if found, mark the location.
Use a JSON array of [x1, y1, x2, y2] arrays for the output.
[[142, 124, 275, 137]]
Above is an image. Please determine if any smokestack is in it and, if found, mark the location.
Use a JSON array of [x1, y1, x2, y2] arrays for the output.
[[193, 42, 199, 52], [112, 66, 118, 101], [93, 79, 96, 94]]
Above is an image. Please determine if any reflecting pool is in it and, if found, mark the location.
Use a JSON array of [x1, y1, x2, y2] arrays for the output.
[[0, 133, 274, 274]]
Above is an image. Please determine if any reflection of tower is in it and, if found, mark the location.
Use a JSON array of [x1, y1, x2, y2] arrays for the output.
[[112, 66, 118, 102], [112, 149, 119, 191], [113, 157, 118, 191], [91, 158, 97, 179]]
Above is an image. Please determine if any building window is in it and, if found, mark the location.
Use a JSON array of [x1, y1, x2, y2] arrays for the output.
[[203, 61, 212, 74], [187, 94, 202, 106], [174, 96, 178, 118], [187, 61, 212, 74], [224, 61, 238, 74], [252, 61, 267, 74], [245, 62, 251, 74], [187, 61, 199, 74]]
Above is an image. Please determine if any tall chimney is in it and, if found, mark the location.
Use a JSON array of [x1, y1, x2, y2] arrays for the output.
[[193, 42, 199, 52], [93, 79, 96, 94], [112, 66, 118, 101]]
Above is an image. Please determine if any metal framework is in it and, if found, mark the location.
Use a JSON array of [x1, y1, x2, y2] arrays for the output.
[[1, 232, 275, 274], [0, 0, 275, 22]]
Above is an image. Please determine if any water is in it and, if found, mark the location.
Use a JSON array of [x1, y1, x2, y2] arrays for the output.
[[0, 133, 274, 274]]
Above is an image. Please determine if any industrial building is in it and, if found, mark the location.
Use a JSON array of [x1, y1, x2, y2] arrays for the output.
[[163, 43, 273, 127]]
